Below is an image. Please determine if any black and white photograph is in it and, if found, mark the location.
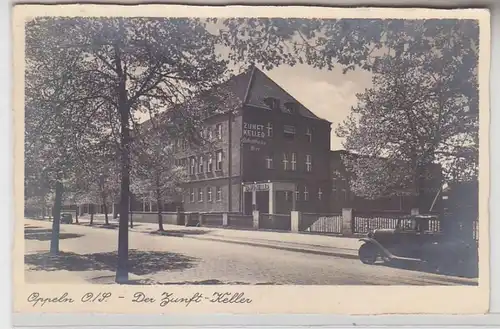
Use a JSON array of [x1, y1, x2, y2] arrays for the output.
[[13, 4, 490, 315]]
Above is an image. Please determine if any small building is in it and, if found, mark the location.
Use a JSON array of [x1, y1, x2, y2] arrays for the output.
[[329, 150, 444, 213]]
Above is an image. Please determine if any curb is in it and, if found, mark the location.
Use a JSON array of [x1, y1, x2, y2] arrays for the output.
[[184, 236, 360, 260], [72, 221, 361, 260]]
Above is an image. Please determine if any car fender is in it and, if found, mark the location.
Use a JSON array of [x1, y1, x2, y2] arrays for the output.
[[359, 238, 394, 259]]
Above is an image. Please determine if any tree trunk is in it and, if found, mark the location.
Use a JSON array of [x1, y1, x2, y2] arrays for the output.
[[90, 204, 94, 225], [50, 181, 63, 255], [75, 205, 79, 224], [102, 192, 109, 225], [103, 202, 109, 225], [411, 162, 426, 213], [157, 194, 164, 231], [113, 203, 118, 219], [115, 46, 130, 284]]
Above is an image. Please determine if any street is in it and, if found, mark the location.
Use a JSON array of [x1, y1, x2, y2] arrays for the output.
[[24, 218, 478, 286]]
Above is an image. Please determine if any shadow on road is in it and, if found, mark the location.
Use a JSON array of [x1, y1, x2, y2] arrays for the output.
[[76, 223, 144, 230], [24, 227, 84, 241], [88, 276, 279, 285], [375, 258, 479, 282], [149, 229, 211, 237], [25, 249, 198, 276]]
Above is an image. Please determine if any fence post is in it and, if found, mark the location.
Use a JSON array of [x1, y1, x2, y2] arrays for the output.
[[342, 208, 353, 236], [252, 210, 260, 229], [222, 213, 229, 227], [175, 209, 180, 225], [291, 211, 301, 232]]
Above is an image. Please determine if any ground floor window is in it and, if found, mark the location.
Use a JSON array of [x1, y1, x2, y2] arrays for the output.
[[216, 186, 222, 201], [207, 187, 213, 202], [198, 188, 203, 202], [190, 188, 195, 203]]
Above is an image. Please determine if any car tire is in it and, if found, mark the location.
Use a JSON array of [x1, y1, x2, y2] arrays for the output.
[[359, 243, 378, 265]]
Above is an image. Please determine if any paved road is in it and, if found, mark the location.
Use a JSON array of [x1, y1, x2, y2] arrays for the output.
[[24, 219, 477, 286]]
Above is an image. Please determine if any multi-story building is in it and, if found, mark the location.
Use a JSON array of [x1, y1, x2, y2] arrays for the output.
[[137, 66, 443, 216], [173, 66, 333, 215]]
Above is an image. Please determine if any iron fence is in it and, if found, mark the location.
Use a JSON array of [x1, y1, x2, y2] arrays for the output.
[[302, 213, 343, 234]]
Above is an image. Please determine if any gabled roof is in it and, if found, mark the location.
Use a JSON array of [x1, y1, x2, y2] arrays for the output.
[[140, 65, 330, 129], [243, 66, 327, 121]]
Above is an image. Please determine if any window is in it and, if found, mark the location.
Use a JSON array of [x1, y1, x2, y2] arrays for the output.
[[267, 122, 273, 137], [285, 191, 291, 201], [198, 188, 203, 202], [190, 158, 196, 175], [295, 186, 300, 201], [265, 154, 273, 169], [207, 128, 213, 140], [305, 154, 312, 172], [306, 127, 312, 143], [198, 156, 204, 173], [282, 153, 289, 170], [264, 97, 280, 110], [216, 186, 222, 201], [181, 190, 185, 203], [207, 154, 213, 172], [189, 188, 195, 203], [304, 186, 309, 201], [284, 102, 298, 114], [216, 150, 223, 171], [216, 123, 222, 140], [318, 188, 323, 200], [291, 152, 297, 171], [207, 187, 213, 202], [283, 125, 296, 140]]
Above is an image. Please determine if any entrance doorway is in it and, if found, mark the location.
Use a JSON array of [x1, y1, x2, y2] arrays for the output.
[[243, 191, 269, 214]]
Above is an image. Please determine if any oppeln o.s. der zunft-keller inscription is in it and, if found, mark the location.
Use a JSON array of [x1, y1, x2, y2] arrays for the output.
[[26, 291, 252, 308], [132, 291, 252, 307]]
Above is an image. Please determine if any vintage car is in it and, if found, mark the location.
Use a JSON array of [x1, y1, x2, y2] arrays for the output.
[[358, 215, 477, 273], [60, 213, 73, 224]]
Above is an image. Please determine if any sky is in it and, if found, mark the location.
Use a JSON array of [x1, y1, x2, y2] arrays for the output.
[[260, 64, 373, 150]]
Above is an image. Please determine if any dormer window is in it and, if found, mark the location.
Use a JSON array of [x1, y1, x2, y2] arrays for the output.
[[284, 102, 298, 114], [263, 97, 280, 111]]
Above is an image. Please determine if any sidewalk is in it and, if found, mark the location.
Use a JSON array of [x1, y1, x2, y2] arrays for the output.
[[74, 216, 361, 259]]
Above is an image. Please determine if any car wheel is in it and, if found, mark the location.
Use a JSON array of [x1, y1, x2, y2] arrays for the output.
[[359, 243, 378, 265]]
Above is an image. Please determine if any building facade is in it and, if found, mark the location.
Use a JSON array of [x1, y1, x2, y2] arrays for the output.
[[154, 66, 443, 215], [172, 66, 332, 214], [329, 150, 444, 213]]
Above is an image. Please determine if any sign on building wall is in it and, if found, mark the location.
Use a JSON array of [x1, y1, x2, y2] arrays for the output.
[[243, 183, 270, 192], [243, 122, 266, 138], [241, 121, 269, 151]]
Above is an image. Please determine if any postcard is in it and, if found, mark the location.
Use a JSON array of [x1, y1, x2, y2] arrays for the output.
[[13, 4, 490, 315]]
